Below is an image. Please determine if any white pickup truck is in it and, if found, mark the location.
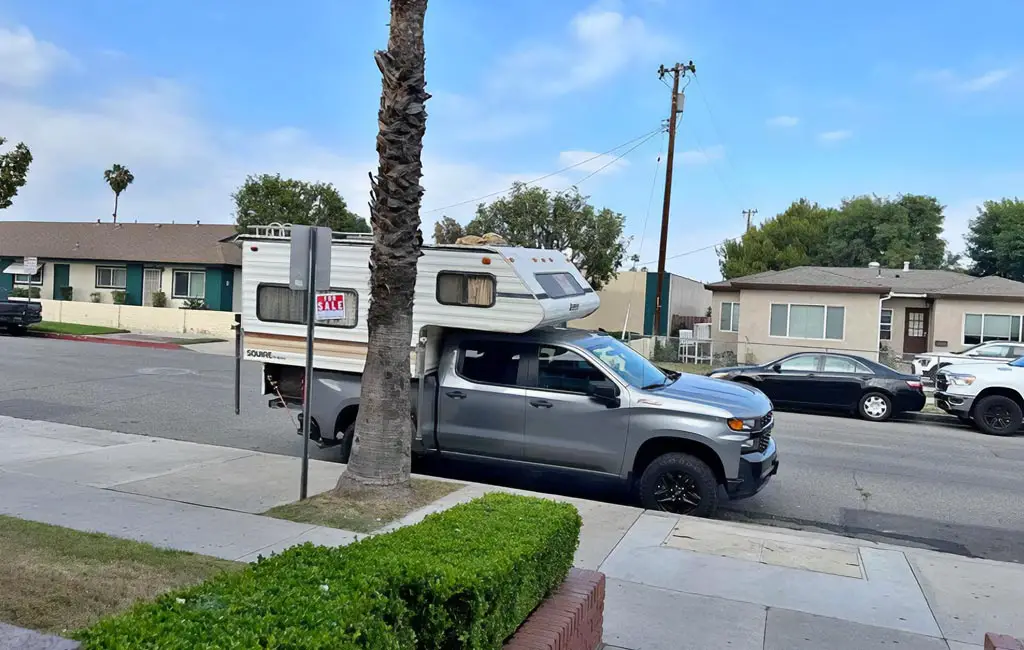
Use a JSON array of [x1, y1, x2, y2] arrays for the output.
[[912, 341, 1024, 380], [934, 358, 1024, 435]]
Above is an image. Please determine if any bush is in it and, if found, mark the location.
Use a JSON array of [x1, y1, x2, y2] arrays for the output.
[[90, 292, 102, 303], [151, 291, 167, 308], [76, 493, 581, 650], [111, 290, 126, 305], [29, 286, 40, 299], [183, 297, 207, 310], [10, 287, 28, 298], [60, 286, 73, 301]]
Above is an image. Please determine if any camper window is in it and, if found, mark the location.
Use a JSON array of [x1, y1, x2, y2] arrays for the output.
[[436, 272, 495, 308], [535, 272, 584, 299], [256, 283, 358, 328]]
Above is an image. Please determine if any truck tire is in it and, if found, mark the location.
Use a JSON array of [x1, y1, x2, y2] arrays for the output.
[[7, 325, 26, 336], [858, 392, 892, 422], [638, 453, 719, 517], [973, 395, 1023, 436]]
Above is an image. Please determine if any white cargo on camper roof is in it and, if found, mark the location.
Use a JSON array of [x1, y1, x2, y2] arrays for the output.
[[238, 226, 599, 375]]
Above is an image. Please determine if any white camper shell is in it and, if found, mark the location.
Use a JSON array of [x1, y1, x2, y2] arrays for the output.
[[239, 226, 599, 376]]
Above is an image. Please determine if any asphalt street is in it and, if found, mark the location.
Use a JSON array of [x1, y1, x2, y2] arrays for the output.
[[3, 336, 1024, 563]]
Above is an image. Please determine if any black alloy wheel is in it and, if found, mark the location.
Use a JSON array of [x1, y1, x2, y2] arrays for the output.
[[638, 453, 719, 517], [975, 395, 1023, 436]]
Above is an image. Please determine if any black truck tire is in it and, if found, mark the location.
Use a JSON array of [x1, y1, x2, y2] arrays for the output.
[[7, 325, 27, 336], [638, 452, 719, 517], [973, 395, 1023, 436]]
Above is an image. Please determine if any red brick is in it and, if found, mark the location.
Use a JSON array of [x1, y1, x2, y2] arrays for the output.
[[504, 569, 605, 650], [986, 633, 1024, 650]]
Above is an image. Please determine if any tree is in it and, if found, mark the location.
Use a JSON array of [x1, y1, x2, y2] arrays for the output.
[[336, 0, 429, 492], [0, 137, 33, 210], [233, 174, 368, 233], [718, 199, 835, 279], [965, 198, 1024, 281], [432, 215, 465, 244], [435, 182, 628, 290], [103, 164, 135, 223]]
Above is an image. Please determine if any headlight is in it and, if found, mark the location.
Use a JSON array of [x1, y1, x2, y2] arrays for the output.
[[709, 372, 731, 379], [727, 417, 757, 432], [946, 373, 975, 386]]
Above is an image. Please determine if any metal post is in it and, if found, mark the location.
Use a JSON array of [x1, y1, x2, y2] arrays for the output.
[[233, 313, 242, 415], [300, 227, 317, 500]]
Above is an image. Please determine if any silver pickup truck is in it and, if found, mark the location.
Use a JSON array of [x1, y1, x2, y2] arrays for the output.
[[265, 328, 778, 517]]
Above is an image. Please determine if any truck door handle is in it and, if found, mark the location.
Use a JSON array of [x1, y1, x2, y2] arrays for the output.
[[530, 399, 553, 409], [446, 390, 467, 400]]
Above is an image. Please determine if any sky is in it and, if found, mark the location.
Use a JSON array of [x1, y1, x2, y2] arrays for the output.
[[1, 0, 1022, 282]]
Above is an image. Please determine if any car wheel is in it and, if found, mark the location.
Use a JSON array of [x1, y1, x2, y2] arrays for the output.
[[638, 453, 719, 517], [858, 392, 892, 422], [973, 395, 1023, 436]]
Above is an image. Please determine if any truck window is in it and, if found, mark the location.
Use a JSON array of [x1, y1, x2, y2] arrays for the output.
[[536, 346, 612, 395], [437, 272, 495, 307], [458, 341, 523, 386], [256, 284, 358, 328], [535, 272, 584, 299]]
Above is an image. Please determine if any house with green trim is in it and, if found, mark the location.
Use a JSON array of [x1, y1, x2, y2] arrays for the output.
[[569, 270, 712, 336], [0, 222, 241, 311]]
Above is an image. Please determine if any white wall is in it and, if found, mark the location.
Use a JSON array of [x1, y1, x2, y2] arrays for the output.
[[37, 299, 237, 337]]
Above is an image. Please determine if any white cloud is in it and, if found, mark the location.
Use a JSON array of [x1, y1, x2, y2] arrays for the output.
[[677, 145, 724, 165], [766, 115, 799, 128], [557, 150, 630, 175], [817, 129, 852, 143], [429, 91, 549, 142], [918, 68, 1013, 93], [492, 2, 670, 97], [0, 25, 73, 87]]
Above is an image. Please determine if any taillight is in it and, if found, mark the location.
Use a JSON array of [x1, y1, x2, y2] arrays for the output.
[[906, 380, 923, 390]]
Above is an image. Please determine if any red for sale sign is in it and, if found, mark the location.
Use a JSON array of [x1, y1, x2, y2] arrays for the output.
[[315, 293, 346, 321]]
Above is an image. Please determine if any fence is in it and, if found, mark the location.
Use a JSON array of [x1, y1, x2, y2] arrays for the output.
[[30, 299, 237, 338]]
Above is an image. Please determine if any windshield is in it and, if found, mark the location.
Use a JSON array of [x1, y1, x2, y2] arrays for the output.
[[577, 335, 667, 389], [958, 342, 989, 354]]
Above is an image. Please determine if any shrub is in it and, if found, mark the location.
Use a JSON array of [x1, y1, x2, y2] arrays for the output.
[[111, 290, 127, 305], [151, 291, 168, 308], [10, 287, 28, 298], [90, 292, 102, 303], [76, 493, 581, 649], [59, 286, 74, 301], [29, 286, 41, 299], [183, 297, 207, 310]]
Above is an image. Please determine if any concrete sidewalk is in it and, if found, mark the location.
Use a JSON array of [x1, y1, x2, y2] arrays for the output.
[[1, 415, 1021, 649]]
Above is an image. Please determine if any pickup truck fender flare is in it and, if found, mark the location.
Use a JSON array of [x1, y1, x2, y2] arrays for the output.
[[625, 429, 735, 483]]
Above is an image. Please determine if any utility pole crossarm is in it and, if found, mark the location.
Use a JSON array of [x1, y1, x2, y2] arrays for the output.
[[743, 208, 759, 232], [653, 61, 696, 338]]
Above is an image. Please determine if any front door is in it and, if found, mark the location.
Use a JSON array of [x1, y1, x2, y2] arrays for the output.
[[52, 263, 70, 300], [904, 308, 929, 354], [143, 268, 162, 306]]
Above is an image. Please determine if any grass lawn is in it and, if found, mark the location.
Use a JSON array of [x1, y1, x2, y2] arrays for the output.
[[264, 478, 464, 533], [657, 361, 714, 375], [29, 321, 127, 336], [0, 515, 239, 635]]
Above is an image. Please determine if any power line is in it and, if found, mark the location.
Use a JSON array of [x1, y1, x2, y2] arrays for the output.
[[563, 129, 662, 190], [422, 126, 664, 215], [691, 72, 756, 202], [642, 232, 744, 266]]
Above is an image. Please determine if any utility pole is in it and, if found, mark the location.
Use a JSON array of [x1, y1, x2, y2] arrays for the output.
[[653, 60, 696, 338], [743, 208, 758, 232]]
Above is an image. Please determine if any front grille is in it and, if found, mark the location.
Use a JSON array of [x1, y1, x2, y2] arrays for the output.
[[757, 431, 771, 453], [757, 411, 773, 431], [935, 373, 949, 391]]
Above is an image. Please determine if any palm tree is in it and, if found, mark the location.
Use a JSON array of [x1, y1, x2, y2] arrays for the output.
[[103, 164, 135, 223], [336, 0, 429, 491]]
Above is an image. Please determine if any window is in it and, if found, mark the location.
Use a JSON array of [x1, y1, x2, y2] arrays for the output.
[[879, 309, 893, 341], [14, 268, 42, 285], [437, 272, 495, 307], [963, 313, 1023, 345], [769, 303, 845, 340], [778, 355, 821, 371], [172, 270, 206, 300], [577, 335, 667, 390], [256, 284, 358, 328], [535, 272, 585, 299], [95, 266, 127, 289], [458, 341, 523, 386], [822, 355, 872, 374], [537, 346, 614, 395], [967, 343, 1014, 359], [720, 302, 740, 332]]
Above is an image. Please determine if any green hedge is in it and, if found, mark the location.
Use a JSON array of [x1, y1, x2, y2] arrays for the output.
[[76, 493, 581, 649]]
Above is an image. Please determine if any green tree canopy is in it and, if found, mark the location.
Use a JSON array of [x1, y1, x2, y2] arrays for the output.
[[965, 198, 1024, 281], [0, 136, 33, 210], [434, 182, 628, 291], [104, 163, 135, 223], [718, 194, 950, 279], [432, 215, 465, 244], [233, 174, 369, 233]]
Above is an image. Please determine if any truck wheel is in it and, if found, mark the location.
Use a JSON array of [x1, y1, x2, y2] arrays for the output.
[[973, 395, 1023, 436], [338, 422, 355, 464], [8, 325, 26, 336], [858, 392, 892, 422], [638, 453, 719, 517]]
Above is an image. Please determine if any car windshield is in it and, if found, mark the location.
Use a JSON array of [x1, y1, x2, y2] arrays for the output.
[[958, 342, 990, 354], [577, 335, 667, 389]]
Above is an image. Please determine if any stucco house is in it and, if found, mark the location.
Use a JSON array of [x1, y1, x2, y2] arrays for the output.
[[0, 222, 242, 311], [705, 264, 1024, 364], [570, 270, 712, 336]]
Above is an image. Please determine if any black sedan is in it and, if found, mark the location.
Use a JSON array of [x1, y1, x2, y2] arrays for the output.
[[707, 352, 926, 422]]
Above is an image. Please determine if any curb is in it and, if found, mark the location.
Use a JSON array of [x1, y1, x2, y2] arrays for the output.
[[901, 411, 960, 425], [29, 331, 183, 350]]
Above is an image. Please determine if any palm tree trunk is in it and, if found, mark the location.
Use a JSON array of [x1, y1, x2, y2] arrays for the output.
[[337, 0, 429, 489], [113, 192, 119, 223]]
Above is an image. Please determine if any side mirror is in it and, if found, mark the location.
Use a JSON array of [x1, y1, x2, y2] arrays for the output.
[[589, 382, 620, 407], [771, 364, 782, 373]]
